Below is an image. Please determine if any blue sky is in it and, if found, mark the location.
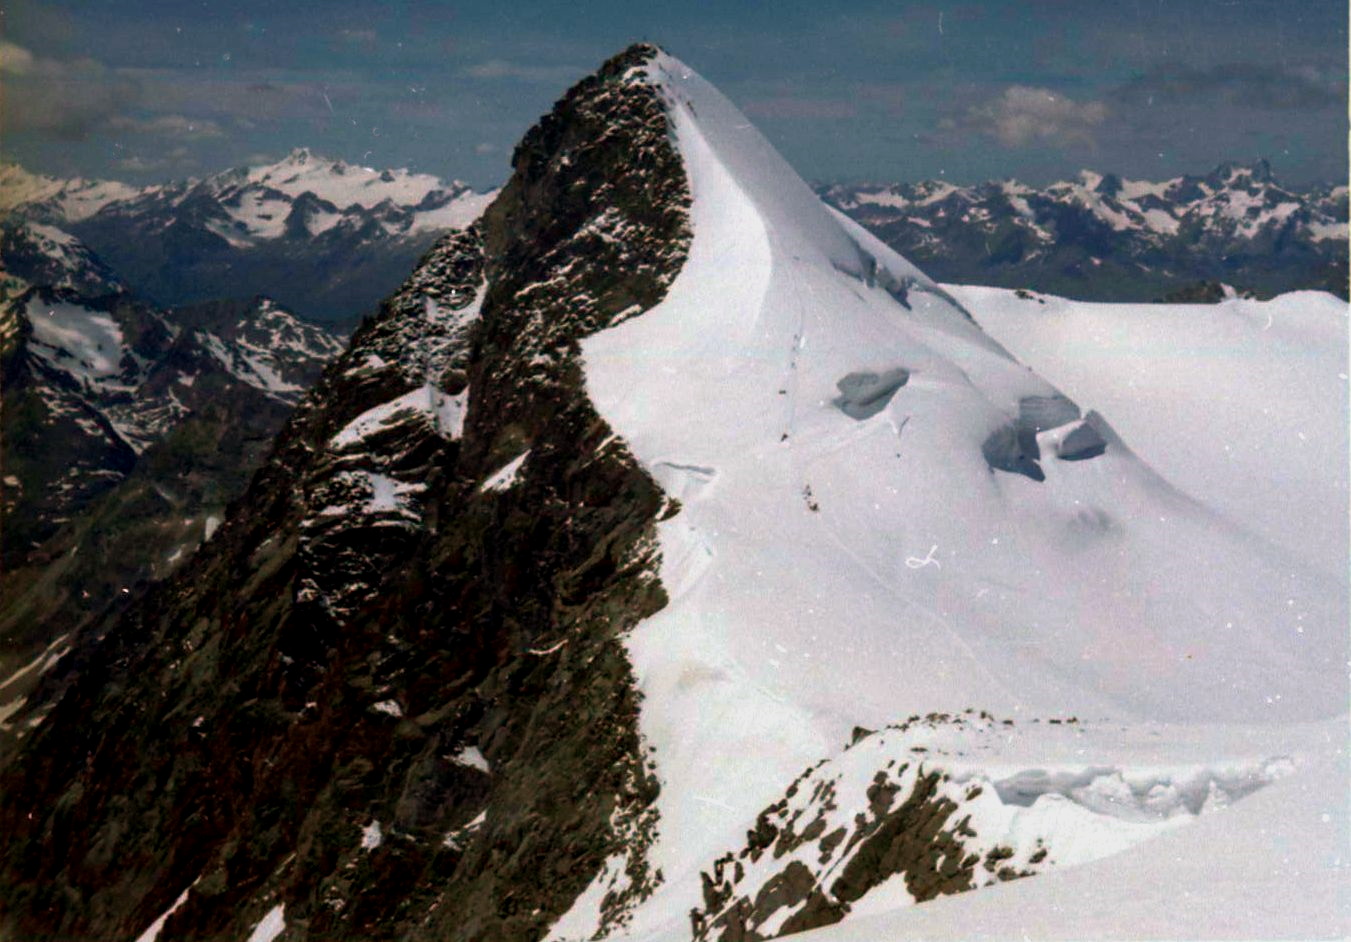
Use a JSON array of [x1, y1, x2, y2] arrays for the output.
[[2, 0, 1346, 188]]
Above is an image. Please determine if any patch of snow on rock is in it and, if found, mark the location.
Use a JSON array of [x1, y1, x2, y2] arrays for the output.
[[245, 903, 285, 942]]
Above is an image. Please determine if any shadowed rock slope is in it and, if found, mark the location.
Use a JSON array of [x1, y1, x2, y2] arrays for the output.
[[0, 224, 342, 756], [0, 43, 691, 942]]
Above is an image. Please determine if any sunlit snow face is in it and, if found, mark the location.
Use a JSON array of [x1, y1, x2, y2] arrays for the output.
[[27, 299, 130, 385], [554, 52, 1347, 939]]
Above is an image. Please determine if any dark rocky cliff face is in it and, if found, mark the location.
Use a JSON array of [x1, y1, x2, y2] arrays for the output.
[[0, 241, 341, 759], [686, 715, 1052, 942], [0, 43, 690, 942], [1, 288, 164, 564]]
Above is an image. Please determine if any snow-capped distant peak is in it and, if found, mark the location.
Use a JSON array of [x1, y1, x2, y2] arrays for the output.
[[820, 157, 1347, 297], [0, 222, 124, 295], [239, 149, 453, 211], [196, 295, 344, 401], [3, 153, 498, 251], [0, 163, 150, 222], [180, 151, 498, 243]]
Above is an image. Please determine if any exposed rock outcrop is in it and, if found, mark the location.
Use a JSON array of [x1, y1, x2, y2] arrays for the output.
[[0, 43, 692, 942]]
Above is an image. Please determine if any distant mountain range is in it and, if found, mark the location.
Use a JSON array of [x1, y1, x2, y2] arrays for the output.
[[2, 156, 1344, 329], [818, 161, 1347, 300], [0, 152, 495, 325]]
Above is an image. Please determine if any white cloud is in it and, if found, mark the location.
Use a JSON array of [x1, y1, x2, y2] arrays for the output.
[[0, 41, 139, 139], [958, 85, 1108, 148], [2, 42, 229, 145]]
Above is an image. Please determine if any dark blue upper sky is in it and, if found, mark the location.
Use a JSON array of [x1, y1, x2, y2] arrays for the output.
[[3, 0, 1346, 188]]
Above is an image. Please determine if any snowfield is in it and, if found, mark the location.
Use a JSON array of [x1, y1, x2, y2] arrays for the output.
[[949, 285, 1349, 578], [549, 52, 1349, 941], [27, 298, 132, 390]]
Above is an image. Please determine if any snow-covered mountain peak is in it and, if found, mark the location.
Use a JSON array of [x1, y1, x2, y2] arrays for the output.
[[0, 217, 345, 586], [1075, 168, 1106, 191], [1209, 157, 1274, 187], [169, 294, 345, 401], [648, 56, 870, 277], [554, 48, 1348, 939], [613, 49, 1340, 729], [0, 163, 151, 223], [221, 294, 346, 387], [236, 149, 452, 211], [0, 222, 125, 296], [6, 151, 494, 242]]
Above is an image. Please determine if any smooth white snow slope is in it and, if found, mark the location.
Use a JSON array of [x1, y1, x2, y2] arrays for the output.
[[554, 52, 1348, 941], [949, 285, 1349, 578]]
